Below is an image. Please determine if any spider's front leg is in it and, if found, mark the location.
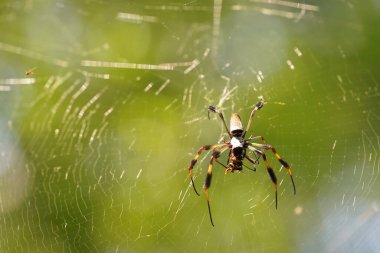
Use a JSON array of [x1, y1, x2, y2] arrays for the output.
[[243, 98, 265, 138], [208, 105, 232, 138], [188, 144, 226, 195]]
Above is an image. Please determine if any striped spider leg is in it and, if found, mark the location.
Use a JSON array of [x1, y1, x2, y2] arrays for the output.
[[247, 143, 296, 208], [203, 145, 230, 226], [187, 98, 296, 226], [188, 143, 227, 196]]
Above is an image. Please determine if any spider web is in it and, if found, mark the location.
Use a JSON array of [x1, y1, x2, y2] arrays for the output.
[[1, 0, 380, 252]]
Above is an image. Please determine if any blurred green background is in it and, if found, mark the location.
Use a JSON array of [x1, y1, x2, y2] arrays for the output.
[[1, 0, 380, 252]]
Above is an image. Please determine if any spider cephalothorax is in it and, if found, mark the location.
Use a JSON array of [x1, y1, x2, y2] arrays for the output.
[[188, 99, 296, 226]]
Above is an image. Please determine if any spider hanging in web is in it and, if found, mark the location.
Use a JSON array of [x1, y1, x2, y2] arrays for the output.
[[187, 98, 296, 226]]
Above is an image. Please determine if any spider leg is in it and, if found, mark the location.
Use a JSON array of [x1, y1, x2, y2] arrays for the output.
[[250, 147, 278, 209], [247, 135, 266, 143], [251, 143, 296, 195], [204, 147, 229, 226], [253, 152, 261, 164], [226, 149, 231, 166], [188, 144, 226, 195], [244, 155, 258, 171], [208, 106, 232, 138], [246, 136, 275, 167], [212, 145, 230, 169], [243, 98, 265, 138], [215, 159, 228, 169], [245, 145, 261, 165]]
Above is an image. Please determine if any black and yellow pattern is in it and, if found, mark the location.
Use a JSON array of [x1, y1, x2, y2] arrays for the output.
[[187, 99, 296, 226]]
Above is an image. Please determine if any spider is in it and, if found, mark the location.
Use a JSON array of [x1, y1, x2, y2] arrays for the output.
[[187, 99, 296, 226]]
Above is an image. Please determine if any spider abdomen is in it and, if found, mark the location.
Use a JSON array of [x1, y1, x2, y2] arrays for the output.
[[189, 99, 296, 226], [232, 147, 245, 159], [230, 113, 244, 137]]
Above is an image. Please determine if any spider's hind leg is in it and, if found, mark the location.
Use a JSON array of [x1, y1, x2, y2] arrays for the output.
[[253, 149, 278, 208], [203, 147, 229, 226], [252, 143, 296, 195]]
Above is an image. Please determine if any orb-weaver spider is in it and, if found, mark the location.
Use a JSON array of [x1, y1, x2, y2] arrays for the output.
[[187, 99, 296, 226]]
